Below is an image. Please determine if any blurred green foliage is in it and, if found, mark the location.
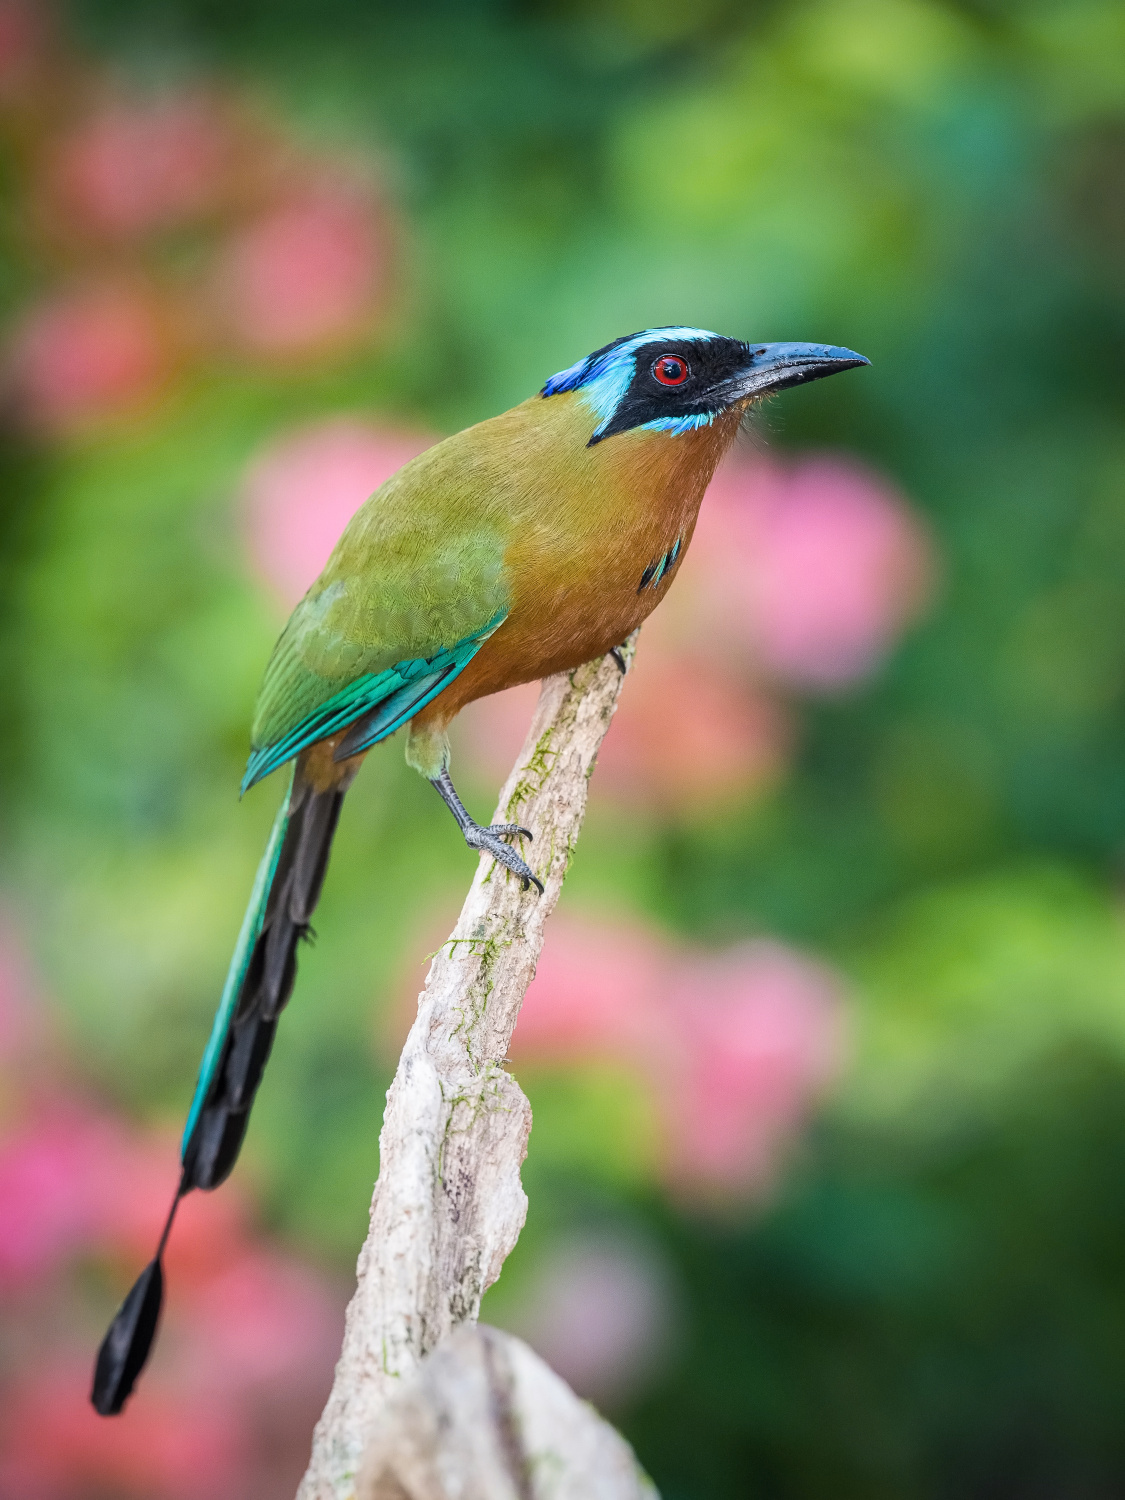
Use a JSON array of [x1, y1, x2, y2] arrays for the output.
[[1, 0, 1124, 1493]]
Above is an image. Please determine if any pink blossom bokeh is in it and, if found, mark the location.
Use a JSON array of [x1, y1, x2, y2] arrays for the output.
[[0, 1366, 247, 1500], [510, 914, 848, 1199], [691, 451, 935, 690], [47, 92, 232, 240], [2, 60, 398, 439], [0, 0, 48, 100], [502, 917, 665, 1063], [387, 910, 848, 1202], [0, 924, 343, 1500], [6, 280, 174, 431], [0, 1103, 172, 1284], [213, 175, 389, 359], [241, 418, 438, 606], [656, 943, 846, 1190], [453, 649, 792, 816]]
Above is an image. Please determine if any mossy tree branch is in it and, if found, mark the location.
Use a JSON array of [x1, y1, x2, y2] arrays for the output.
[[297, 637, 637, 1500]]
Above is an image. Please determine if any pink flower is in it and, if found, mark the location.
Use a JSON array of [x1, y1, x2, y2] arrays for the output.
[[0, 1105, 154, 1284], [513, 915, 848, 1198], [508, 914, 667, 1063], [0, 935, 340, 1496], [214, 174, 389, 358], [0, 1361, 248, 1500], [692, 453, 935, 690], [0, 1104, 338, 1493], [0, 0, 49, 99], [660, 942, 847, 1195], [593, 647, 791, 812], [241, 418, 437, 606], [0, 1102, 247, 1287], [454, 646, 790, 818], [6, 281, 172, 431], [182, 1248, 340, 1392], [48, 92, 231, 239]]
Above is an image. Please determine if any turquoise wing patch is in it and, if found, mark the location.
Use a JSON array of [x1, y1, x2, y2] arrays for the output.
[[241, 610, 505, 793]]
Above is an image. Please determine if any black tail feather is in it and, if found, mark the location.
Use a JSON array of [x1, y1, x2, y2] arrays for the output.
[[182, 779, 345, 1193], [224, 1009, 279, 1109], [92, 1257, 164, 1415], [91, 1184, 182, 1415], [290, 787, 344, 924]]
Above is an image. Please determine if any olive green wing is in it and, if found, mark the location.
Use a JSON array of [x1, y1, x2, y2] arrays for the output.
[[244, 470, 510, 791]]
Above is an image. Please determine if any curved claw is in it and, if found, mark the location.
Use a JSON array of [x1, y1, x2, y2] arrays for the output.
[[485, 823, 533, 840], [464, 825, 544, 893]]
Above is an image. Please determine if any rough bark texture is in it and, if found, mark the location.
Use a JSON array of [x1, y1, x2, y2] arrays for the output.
[[356, 1325, 657, 1500], [297, 640, 637, 1500]]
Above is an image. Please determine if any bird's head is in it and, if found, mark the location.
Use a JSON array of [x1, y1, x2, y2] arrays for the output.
[[542, 327, 869, 446]]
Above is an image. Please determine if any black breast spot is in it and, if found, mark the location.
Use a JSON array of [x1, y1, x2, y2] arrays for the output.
[[637, 535, 683, 593]]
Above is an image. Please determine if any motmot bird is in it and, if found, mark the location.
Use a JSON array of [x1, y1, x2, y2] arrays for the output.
[[92, 327, 868, 1414]]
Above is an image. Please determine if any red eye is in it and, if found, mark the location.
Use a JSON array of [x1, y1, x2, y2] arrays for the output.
[[652, 354, 689, 386]]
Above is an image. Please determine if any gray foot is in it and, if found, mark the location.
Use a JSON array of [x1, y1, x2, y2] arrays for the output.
[[463, 822, 543, 893], [429, 767, 543, 893]]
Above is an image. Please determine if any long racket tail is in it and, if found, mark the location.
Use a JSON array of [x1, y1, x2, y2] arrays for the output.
[[92, 765, 348, 1415]]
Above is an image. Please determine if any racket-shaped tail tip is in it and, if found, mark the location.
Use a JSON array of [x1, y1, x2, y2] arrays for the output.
[[91, 1255, 165, 1415]]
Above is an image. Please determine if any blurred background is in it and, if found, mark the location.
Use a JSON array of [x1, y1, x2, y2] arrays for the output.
[[0, 0, 1123, 1495]]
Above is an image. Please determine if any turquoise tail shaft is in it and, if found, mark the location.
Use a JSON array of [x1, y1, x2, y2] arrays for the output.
[[181, 770, 293, 1160], [181, 762, 348, 1191]]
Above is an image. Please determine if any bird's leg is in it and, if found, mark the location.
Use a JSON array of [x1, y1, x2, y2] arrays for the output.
[[608, 645, 628, 674], [430, 767, 543, 893]]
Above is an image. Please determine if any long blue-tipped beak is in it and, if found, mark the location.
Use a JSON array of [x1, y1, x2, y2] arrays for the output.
[[721, 341, 870, 401]]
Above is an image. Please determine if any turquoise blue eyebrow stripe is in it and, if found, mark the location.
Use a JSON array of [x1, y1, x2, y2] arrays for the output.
[[542, 326, 720, 438]]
